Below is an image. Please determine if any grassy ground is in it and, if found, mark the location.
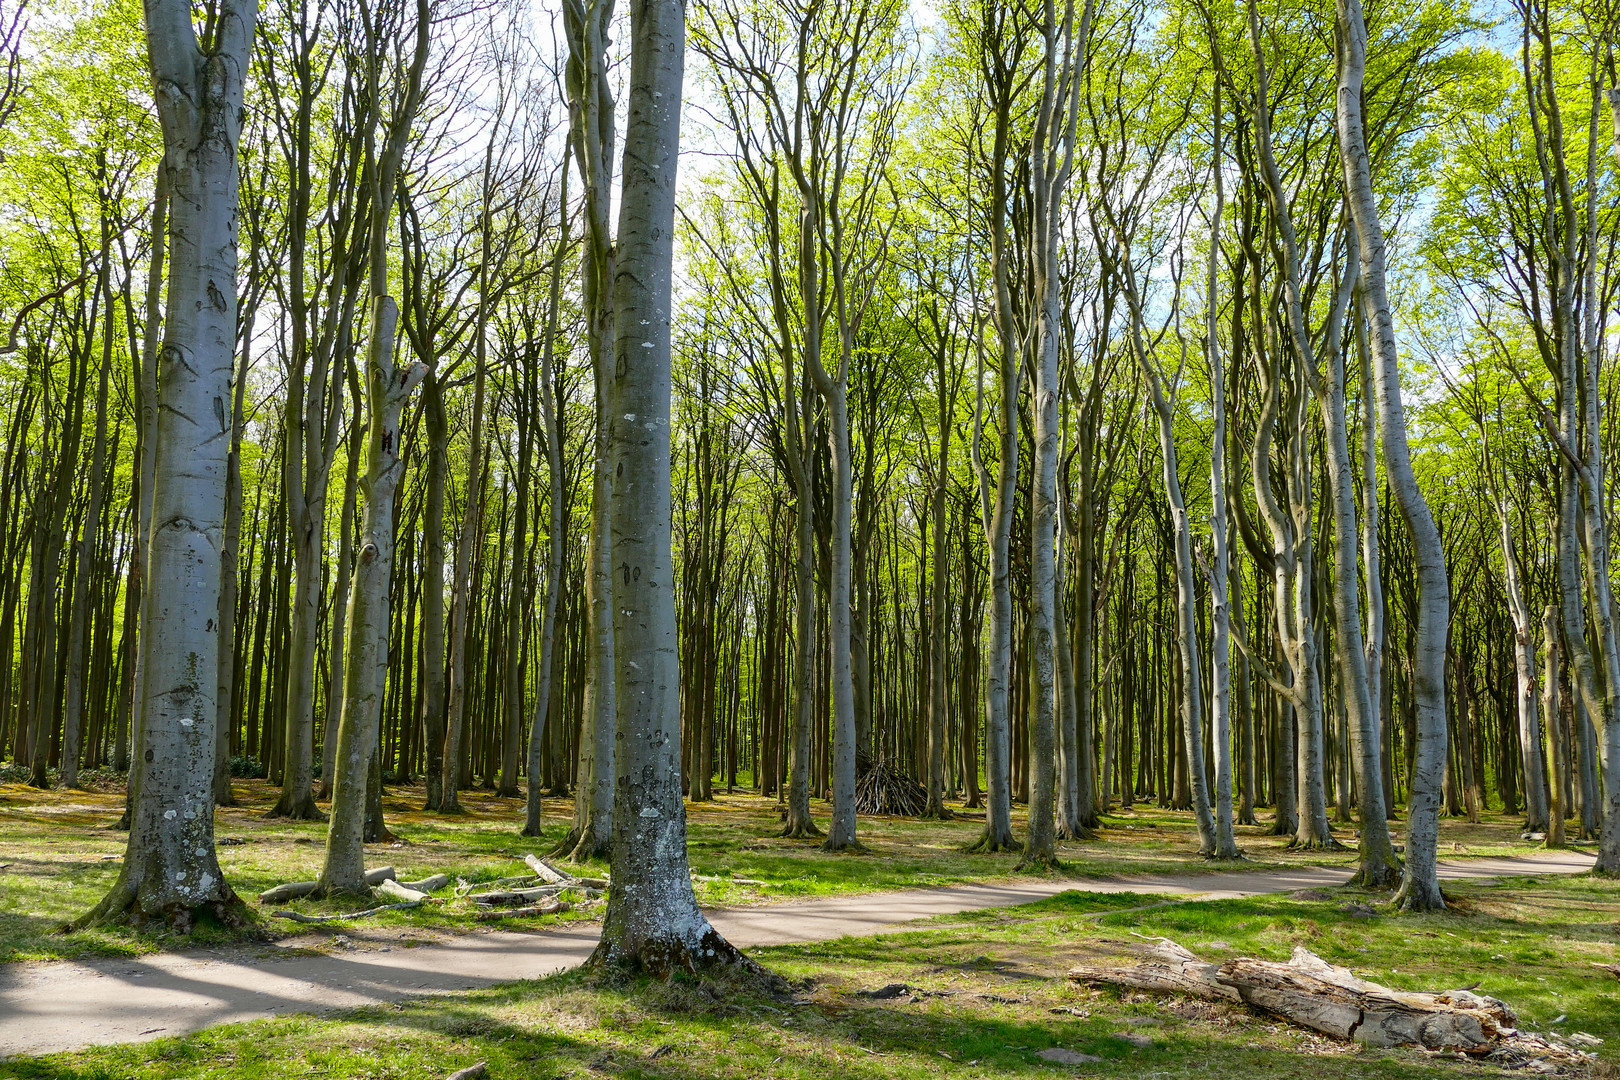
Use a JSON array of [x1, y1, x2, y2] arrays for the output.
[[0, 774, 1590, 964], [6, 876, 1615, 1079]]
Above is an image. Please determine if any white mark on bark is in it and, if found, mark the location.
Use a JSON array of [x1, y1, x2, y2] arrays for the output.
[[640, 807, 660, 818], [164, 810, 177, 820]]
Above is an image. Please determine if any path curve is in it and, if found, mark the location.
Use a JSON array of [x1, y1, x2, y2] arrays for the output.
[[0, 850, 1593, 1059]]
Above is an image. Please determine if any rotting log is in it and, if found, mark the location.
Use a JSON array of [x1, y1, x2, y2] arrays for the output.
[[1071, 941, 1591, 1068], [1070, 938, 1239, 1001]]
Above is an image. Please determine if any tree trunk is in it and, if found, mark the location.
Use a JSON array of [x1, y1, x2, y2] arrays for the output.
[[78, 0, 257, 931], [1336, 0, 1449, 910], [589, 0, 744, 971]]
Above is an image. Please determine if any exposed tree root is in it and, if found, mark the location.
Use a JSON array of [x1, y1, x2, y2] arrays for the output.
[[264, 793, 327, 822], [779, 818, 823, 840], [71, 877, 254, 935], [966, 829, 1021, 854]]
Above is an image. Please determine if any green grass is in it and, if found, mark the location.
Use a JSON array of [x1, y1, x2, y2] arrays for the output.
[[0, 776, 1591, 963], [6, 877, 1615, 1079]]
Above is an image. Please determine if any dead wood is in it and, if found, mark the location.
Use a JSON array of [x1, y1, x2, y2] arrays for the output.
[[1070, 939, 1591, 1068], [268, 899, 424, 923], [376, 879, 427, 903], [468, 884, 566, 906], [444, 1062, 487, 1080], [472, 899, 571, 921], [397, 873, 450, 893], [259, 866, 396, 905], [524, 853, 575, 884]]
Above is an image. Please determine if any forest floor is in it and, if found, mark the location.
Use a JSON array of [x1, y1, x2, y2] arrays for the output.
[[1, 869, 1614, 1078], [0, 774, 1597, 965]]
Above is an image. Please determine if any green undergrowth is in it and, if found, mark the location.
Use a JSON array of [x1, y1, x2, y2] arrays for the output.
[[0, 777, 1588, 963], [6, 878, 1615, 1079]]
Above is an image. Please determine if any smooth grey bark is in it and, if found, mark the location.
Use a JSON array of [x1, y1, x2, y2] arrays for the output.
[[1322, 276, 1398, 886], [213, 304, 253, 806], [319, 398, 360, 801], [317, 0, 430, 896], [588, 0, 743, 973], [1335, 0, 1448, 910], [1202, 88, 1240, 859], [1021, 0, 1089, 870], [1119, 269, 1218, 857], [1355, 309, 1386, 816], [557, 0, 616, 858], [970, 67, 1020, 853], [1244, 1, 1334, 849], [419, 372, 448, 810], [1496, 490, 1549, 833], [1542, 604, 1567, 847], [60, 204, 116, 790], [317, 298, 424, 896], [523, 184, 569, 839], [78, 0, 256, 931]]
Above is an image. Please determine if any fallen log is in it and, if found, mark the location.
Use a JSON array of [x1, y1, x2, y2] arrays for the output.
[[472, 899, 571, 922], [259, 866, 396, 905], [1071, 940, 1589, 1067], [397, 873, 450, 894], [377, 879, 427, 903], [1069, 937, 1238, 1002], [269, 899, 424, 924], [524, 853, 576, 885], [445, 1062, 487, 1080]]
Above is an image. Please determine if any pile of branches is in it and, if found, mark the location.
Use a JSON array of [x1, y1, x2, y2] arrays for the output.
[[466, 854, 606, 921], [855, 759, 928, 816]]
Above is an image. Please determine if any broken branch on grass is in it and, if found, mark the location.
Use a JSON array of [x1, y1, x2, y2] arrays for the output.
[[268, 899, 425, 924], [472, 899, 571, 921]]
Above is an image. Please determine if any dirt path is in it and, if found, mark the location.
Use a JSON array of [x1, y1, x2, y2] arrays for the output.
[[0, 850, 1593, 1059]]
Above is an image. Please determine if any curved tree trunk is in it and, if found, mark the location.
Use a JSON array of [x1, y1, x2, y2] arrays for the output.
[[1335, 0, 1449, 910]]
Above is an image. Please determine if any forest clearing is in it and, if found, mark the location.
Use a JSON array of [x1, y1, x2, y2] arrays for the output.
[[3, 0, 1620, 1068]]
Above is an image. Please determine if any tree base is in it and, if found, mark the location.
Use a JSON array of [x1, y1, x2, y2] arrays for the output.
[[820, 836, 867, 854], [72, 878, 254, 935], [966, 828, 1021, 854], [1349, 859, 1402, 890], [1056, 822, 1098, 841], [1203, 843, 1245, 861], [1393, 873, 1446, 912], [1015, 850, 1060, 872], [780, 816, 822, 840], [265, 792, 328, 822], [1288, 836, 1348, 852], [588, 921, 762, 980], [569, 831, 610, 863]]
